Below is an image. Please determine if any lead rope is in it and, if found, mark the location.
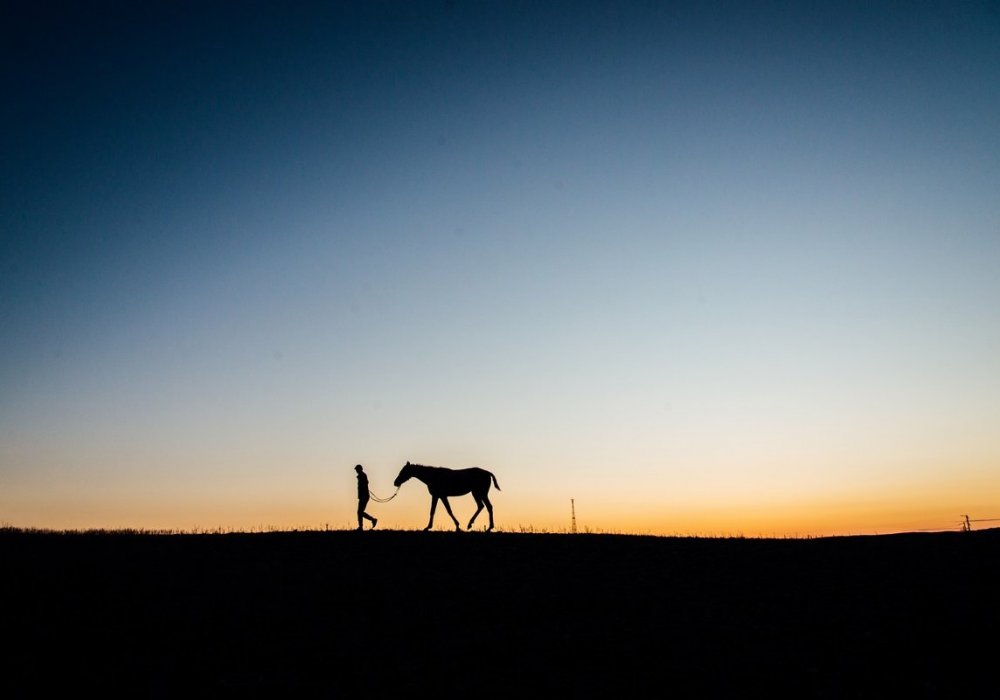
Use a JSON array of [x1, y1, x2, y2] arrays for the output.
[[368, 487, 400, 503]]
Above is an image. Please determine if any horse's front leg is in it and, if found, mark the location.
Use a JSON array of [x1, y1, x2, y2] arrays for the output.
[[425, 496, 438, 531], [440, 497, 461, 531]]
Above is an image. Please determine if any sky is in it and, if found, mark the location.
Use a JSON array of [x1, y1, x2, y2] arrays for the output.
[[2, 0, 998, 536]]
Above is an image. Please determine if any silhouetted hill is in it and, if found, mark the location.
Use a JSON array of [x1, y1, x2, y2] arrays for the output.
[[3, 528, 998, 697]]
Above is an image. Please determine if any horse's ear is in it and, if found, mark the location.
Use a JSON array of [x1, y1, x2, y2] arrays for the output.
[[405, 461, 410, 466]]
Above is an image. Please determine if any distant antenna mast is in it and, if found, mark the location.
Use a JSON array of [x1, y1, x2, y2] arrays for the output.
[[571, 498, 577, 534]]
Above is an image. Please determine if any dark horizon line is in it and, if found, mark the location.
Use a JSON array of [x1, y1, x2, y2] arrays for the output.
[[4, 523, 996, 540]]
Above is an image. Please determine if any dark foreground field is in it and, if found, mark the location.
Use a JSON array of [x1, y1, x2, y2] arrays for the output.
[[3, 527, 998, 697]]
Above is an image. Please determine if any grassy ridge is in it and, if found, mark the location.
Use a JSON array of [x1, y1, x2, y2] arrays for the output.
[[3, 528, 998, 697]]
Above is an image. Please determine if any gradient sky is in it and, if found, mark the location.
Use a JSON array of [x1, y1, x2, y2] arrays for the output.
[[3, 0, 999, 536]]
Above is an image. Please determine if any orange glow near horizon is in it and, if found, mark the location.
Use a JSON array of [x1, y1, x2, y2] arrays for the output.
[[5, 458, 996, 538]]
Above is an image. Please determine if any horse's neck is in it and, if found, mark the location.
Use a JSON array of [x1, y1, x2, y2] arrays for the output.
[[412, 464, 437, 481]]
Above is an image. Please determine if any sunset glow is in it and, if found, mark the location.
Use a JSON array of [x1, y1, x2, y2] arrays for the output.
[[3, 1, 998, 537]]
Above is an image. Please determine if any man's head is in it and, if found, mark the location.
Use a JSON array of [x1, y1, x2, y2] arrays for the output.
[[355, 464, 363, 473]]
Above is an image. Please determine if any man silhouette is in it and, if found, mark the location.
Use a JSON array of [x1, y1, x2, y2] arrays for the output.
[[355, 464, 378, 531]]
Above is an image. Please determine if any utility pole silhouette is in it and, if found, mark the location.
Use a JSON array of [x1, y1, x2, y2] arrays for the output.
[[571, 499, 577, 534]]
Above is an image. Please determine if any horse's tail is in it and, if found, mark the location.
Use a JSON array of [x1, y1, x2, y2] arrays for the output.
[[490, 472, 501, 491]]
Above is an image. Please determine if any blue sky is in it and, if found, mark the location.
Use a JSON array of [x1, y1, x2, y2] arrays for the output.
[[2, 1, 998, 534]]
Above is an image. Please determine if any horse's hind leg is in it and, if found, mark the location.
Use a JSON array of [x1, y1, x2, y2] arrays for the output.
[[484, 495, 494, 531], [468, 498, 484, 530]]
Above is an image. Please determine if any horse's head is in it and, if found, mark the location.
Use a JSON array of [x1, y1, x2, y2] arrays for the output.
[[394, 461, 414, 488]]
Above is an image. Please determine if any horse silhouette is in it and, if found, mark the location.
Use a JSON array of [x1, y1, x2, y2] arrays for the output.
[[393, 461, 501, 531]]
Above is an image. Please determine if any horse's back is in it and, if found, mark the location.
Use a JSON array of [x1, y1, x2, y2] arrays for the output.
[[465, 466, 497, 482], [460, 467, 491, 477], [432, 466, 495, 496]]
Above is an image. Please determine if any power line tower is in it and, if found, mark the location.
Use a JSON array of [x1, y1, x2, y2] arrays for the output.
[[962, 514, 971, 532], [571, 498, 577, 534]]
